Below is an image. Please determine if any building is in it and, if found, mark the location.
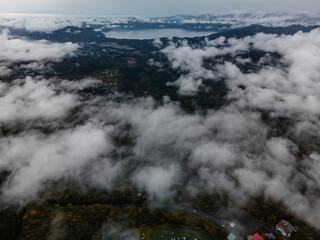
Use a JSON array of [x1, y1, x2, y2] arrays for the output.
[[227, 233, 236, 240], [247, 233, 263, 240], [265, 233, 276, 240], [276, 220, 298, 238], [253, 233, 264, 240]]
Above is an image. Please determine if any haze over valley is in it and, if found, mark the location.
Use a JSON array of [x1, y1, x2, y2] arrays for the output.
[[0, 2, 319, 240]]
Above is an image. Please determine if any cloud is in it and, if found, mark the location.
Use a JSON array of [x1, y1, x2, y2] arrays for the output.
[[0, 14, 157, 33], [0, 22, 320, 229], [0, 29, 78, 63], [132, 164, 181, 200], [162, 29, 320, 119], [0, 81, 319, 226], [0, 15, 83, 32], [0, 77, 78, 123], [0, 29, 78, 78], [224, 30, 320, 119], [1, 11, 320, 34], [178, 11, 320, 28], [0, 123, 111, 203], [156, 29, 320, 226], [0, 65, 12, 76], [161, 37, 248, 94]]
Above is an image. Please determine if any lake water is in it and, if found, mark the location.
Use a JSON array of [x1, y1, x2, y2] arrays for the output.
[[103, 28, 215, 39]]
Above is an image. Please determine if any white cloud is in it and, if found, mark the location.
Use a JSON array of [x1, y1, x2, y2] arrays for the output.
[[0, 11, 320, 34], [0, 14, 156, 33], [0, 29, 78, 77], [0, 65, 12, 76], [179, 11, 320, 28], [162, 29, 320, 119], [132, 164, 181, 200], [157, 29, 320, 226], [0, 29, 79, 63], [0, 123, 111, 203], [0, 77, 78, 123], [0, 15, 83, 32], [0, 19, 320, 228]]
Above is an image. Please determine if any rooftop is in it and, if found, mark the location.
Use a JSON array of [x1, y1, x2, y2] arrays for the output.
[[265, 233, 276, 240], [276, 220, 295, 234], [227, 233, 236, 240], [253, 233, 264, 240]]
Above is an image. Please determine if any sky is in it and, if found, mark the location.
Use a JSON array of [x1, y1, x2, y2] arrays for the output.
[[0, 0, 319, 16]]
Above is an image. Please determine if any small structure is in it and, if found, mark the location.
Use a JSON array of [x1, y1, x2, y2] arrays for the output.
[[247, 233, 263, 240], [229, 222, 236, 228], [253, 233, 263, 240], [227, 233, 236, 240], [265, 233, 276, 240], [276, 220, 298, 238]]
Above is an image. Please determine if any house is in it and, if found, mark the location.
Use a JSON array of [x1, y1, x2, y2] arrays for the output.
[[265, 233, 276, 240], [276, 220, 298, 238], [253, 233, 264, 240], [229, 221, 236, 228], [227, 233, 236, 240], [247, 233, 263, 240]]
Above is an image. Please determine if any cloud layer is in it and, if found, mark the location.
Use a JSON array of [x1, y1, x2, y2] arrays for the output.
[[0, 29, 78, 78], [0, 29, 78, 62], [0, 27, 320, 229], [1, 11, 320, 33]]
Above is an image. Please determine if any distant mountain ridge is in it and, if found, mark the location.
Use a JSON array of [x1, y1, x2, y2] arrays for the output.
[[6, 24, 320, 48], [163, 24, 320, 46], [207, 24, 320, 40]]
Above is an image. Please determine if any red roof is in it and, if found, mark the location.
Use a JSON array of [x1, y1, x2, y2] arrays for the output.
[[276, 220, 295, 234], [276, 220, 288, 228], [253, 233, 264, 240]]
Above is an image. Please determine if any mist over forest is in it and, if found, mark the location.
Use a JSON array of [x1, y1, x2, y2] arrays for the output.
[[0, 10, 319, 240]]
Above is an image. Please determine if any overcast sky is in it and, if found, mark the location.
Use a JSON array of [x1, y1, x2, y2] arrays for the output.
[[0, 0, 319, 16]]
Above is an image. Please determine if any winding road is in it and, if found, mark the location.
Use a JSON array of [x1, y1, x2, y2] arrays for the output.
[[150, 204, 240, 239], [110, 204, 240, 239], [155, 229, 215, 240], [43, 200, 240, 239]]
